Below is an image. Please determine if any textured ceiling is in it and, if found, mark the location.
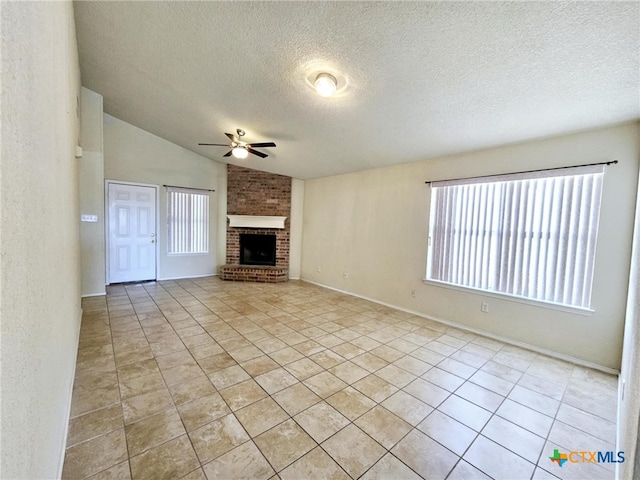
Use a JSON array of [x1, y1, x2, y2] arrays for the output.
[[74, 1, 639, 180]]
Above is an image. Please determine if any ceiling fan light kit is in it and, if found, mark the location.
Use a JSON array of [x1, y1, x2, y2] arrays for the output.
[[199, 128, 276, 159], [232, 146, 249, 159], [315, 72, 337, 97]]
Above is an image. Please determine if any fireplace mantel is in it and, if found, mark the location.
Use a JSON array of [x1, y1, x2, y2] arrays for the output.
[[227, 215, 287, 229]]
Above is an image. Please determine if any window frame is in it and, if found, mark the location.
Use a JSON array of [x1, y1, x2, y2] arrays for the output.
[[424, 165, 605, 314], [166, 187, 210, 255]]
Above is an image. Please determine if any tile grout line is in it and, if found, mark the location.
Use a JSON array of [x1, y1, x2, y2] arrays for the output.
[[66, 279, 618, 480], [121, 282, 197, 476], [140, 281, 204, 476], [148, 280, 325, 478]]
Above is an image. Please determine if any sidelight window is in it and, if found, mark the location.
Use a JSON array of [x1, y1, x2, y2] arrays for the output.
[[167, 187, 209, 254]]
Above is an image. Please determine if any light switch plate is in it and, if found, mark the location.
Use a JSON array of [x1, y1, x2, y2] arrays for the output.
[[81, 214, 98, 222]]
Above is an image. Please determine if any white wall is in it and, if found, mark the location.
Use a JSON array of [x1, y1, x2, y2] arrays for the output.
[[0, 1, 82, 478], [103, 114, 223, 281], [79, 87, 106, 296], [617, 163, 640, 479], [301, 123, 640, 370]]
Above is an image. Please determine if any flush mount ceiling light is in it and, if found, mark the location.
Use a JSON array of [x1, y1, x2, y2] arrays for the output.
[[315, 73, 337, 97], [232, 146, 249, 159]]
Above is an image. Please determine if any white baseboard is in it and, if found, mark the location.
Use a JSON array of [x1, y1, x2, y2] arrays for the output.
[[157, 273, 217, 281], [302, 279, 620, 375], [81, 292, 106, 298]]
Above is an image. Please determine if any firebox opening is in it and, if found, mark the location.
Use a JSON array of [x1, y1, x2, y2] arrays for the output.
[[240, 234, 276, 266]]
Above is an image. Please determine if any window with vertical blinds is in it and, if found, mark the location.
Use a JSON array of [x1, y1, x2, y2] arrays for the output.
[[167, 188, 209, 254], [426, 165, 605, 309]]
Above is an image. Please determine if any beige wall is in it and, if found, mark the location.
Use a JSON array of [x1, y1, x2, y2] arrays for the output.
[[79, 87, 106, 296], [103, 114, 222, 280], [289, 178, 305, 279], [216, 165, 228, 269], [0, 1, 82, 478], [301, 123, 640, 370]]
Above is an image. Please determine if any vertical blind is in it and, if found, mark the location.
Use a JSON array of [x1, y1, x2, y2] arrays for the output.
[[167, 187, 210, 254], [426, 165, 605, 309]]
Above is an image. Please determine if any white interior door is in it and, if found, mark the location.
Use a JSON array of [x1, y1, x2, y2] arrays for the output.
[[108, 182, 157, 283]]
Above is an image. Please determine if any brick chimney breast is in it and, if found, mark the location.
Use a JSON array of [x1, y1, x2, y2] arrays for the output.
[[223, 165, 292, 282]]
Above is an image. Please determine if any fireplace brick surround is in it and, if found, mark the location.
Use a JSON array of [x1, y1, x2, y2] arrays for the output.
[[220, 165, 291, 283]]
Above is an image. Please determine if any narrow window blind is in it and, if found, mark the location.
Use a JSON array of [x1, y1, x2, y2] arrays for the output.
[[426, 165, 604, 309], [167, 187, 209, 254]]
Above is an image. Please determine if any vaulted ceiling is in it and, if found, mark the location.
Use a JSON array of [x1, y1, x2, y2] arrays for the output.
[[74, 1, 639, 180]]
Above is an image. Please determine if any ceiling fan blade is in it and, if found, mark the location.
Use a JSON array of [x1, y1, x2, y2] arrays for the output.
[[225, 132, 235, 141], [247, 147, 268, 158], [223, 150, 233, 157], [198, 143, 230, 146], [247, 142, 276, 148]]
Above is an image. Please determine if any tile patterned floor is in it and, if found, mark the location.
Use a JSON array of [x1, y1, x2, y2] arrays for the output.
[[63, 278, 618, 480]]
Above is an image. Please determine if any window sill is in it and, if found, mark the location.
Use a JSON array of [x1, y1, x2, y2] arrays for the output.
[[422, 279, 594, 316]]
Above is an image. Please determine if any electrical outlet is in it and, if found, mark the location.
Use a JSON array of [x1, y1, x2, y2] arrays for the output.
[[481, 302, 489, 313], [317, 266, 321, 273], [411, 289, 416, 298]]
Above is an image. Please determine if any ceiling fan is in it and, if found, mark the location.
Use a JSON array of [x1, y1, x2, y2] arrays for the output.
[[198, 129, 276, 159]]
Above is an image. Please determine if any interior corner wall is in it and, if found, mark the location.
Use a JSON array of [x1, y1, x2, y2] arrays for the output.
[[79, 87, 105, 296], [0, 1, 82, 478], [301, 122, 640, 370], [103, 114, 222, 281]]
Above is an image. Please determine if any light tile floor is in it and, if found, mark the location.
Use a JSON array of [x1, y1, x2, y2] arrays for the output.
[[63, 278, 618, 480]]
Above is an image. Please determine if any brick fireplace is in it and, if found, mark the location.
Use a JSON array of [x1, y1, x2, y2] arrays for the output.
[[220, 164, 291, 282]]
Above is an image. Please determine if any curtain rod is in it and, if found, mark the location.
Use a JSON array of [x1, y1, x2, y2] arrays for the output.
[[424, 160, 618, 184], [163, 184, 215, 192]]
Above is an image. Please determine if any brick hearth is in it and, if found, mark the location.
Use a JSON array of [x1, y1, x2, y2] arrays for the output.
[[221, 165, 291, 283], [219, 265, 288, 283]]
